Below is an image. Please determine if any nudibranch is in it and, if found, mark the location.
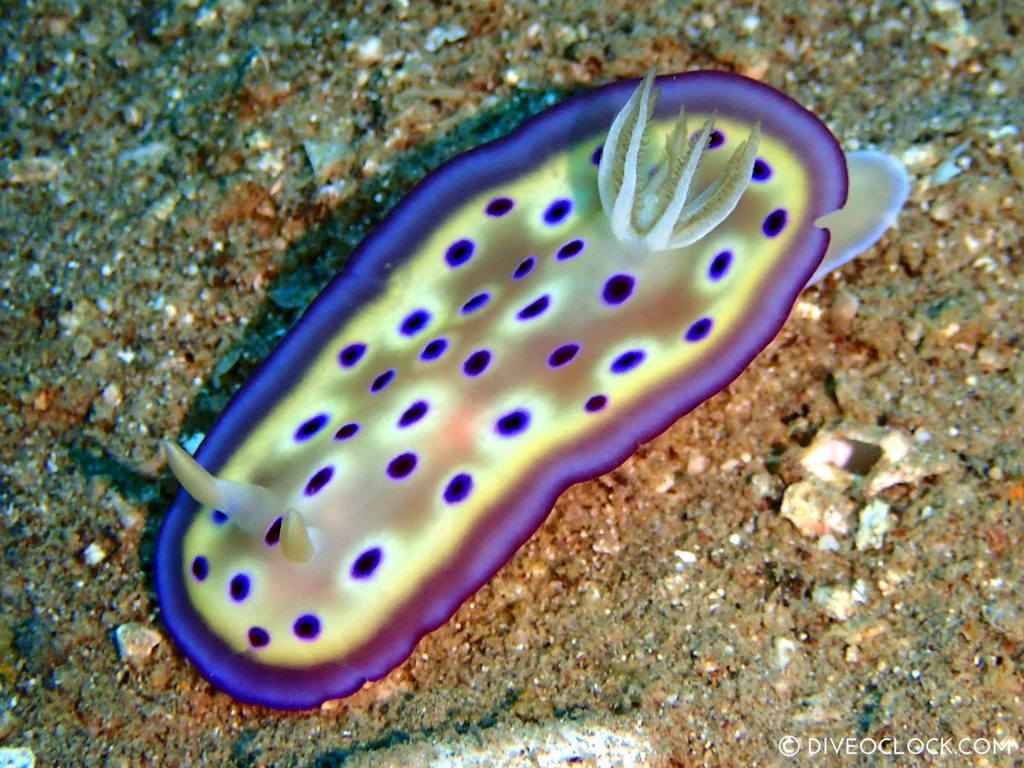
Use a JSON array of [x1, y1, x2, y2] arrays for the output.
[[156, 70, 909, 709]]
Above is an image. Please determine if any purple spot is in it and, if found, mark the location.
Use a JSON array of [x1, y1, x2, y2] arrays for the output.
[[556, 239, 585, 260], [211, 509, 228, 525], [264, 516, 282, 545], [304, 465, 334, 496], [248, 627, 269, 648], [229, 573, 250, 602], [370, 368, 394, 392], [445, 239, 474, 267], [762, 208, 787, 237], [611, 349, 645, 374], [463, 349, 491, 377], [691, 128, 725, 148], [685, 317, 713, 342], [485, 196, 514, 216], [512, 256, 535, 279], [752, 158, 772, 181], [398, 400, 428, 427], [351, 547, 382, 579], [602, 274, 635, 305], [444, 473, 473, 503], [191, 556, 208, 581], [517, 294, 550, 320], [585, 394, 608, 412], [709, 250, 732, 281], [334, 422, 360, 441], [386, 452, 417, 480], [461, 292, 490, 314], [420, 337, 448, 360], [547, 342, 580, 368], [338, 342, 366, 368], [591, 145, 603, 165], [293, 614, 320, 640], [400, 309, 431, 336], [496, 409, 530, 436], [295, 413, 328, 441], [543, 198, 572, 224]]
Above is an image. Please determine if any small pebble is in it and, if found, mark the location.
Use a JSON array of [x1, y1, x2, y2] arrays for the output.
[[0, 747, 35, 768], [855, 499, 894, 550], [813, 580, 868, 621], [81, 542, 108, 566], [773, 636, 797, 670], [303, 140, 349, 182], [114, 623, 163, 669], [829, 288, 860, 333], [423, 24, 467, 52], [353, 36, 383, 65], [686, 452, 708, 474]]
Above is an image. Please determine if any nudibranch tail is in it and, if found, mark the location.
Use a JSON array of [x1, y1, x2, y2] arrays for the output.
[[162, 440, 280, 535], [809, 150, 911, 285], [598, 69, 761, 251]]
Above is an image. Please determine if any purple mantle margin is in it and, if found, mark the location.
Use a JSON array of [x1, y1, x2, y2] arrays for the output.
[[155, 71, 848, 709]]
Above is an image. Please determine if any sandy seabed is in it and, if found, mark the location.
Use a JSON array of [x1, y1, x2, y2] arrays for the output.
[[1, 1, 1022, 766]]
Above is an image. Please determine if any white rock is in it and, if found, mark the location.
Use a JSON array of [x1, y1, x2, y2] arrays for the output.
[[114, 623, 162, 668], [81, 541, 108, 566], [424, 24, 468, 52], [0, 747, 35, 768], [855, 499, 894, 551], [774, 636, 797, 670]]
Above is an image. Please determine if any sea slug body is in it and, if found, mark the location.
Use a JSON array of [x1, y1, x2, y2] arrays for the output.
[[156, 70, 908, 709]]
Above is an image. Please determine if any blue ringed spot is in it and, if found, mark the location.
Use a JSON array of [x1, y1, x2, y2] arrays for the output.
[[512, 256, 535, 279], [685, 317, 713, 342], [304, 465, 334, 496], [445, 238, 474, 267], [248, 627, 270, 648], [752, 158, 772, 181], [211, 509, 228, 525], [338, 342, 366, 368], [293, 614, 320, 640], [264, 517, 282, 545], [709, 250, 732, 281], [420, 337, 448, 361], [351, 547, 382, 579], [461, 292, 490, 314], [400, 309, 431, 336], [444, 473, 473, 504], [517, 294, 550, 320], [547, 342, 580, 368], [762, 208, 787, 237], [463, 349, 492, 377], [334, 422, 359, 441], [543, 198, 572, 224], [602, 273, 635, 305], [591, 145, 603, 165], [386, 452, 418, 480], [295, 413, 328, 441], [191, 555, 208, 581], [398, 400, 429, 427], [370, 368, 395, 392], [691, 128, 725, 148], [495, 409, 530, 436], [485, 196, 514, 216], [584, 394, 608, 412], [611, 349, 645, 374], [229, 573, 250, 602], [556, 239, 585, 260]]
